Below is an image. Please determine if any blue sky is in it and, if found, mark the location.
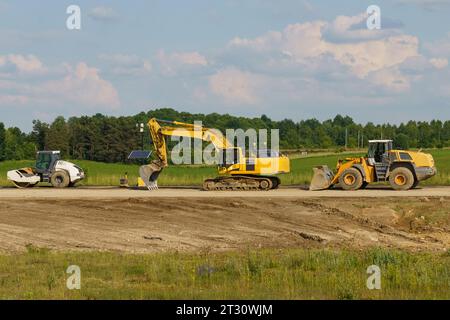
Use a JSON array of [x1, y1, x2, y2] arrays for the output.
[[1, 0, 450, 131]]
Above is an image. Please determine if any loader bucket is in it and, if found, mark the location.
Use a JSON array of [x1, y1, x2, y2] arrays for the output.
[[309, 165, 335, 191], [139, 161, 164, 190]]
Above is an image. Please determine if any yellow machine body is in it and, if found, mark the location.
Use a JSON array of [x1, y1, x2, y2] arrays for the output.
[[310, 140, 436, 191], [140, 118, 290, 191]]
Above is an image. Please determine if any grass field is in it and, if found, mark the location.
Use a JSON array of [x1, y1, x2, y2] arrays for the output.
[[0, 149, 449, 187], [0, 247, 448, 299]]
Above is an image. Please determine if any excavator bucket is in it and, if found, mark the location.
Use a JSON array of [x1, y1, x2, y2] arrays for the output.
[[309, 165, 335, 191], [139, 161, 164, 190]]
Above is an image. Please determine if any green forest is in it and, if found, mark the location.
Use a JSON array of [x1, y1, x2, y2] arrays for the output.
[[0, 108, 449, 163]]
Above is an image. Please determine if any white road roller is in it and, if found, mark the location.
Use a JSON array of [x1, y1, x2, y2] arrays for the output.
[[7, 151, 85, 188]]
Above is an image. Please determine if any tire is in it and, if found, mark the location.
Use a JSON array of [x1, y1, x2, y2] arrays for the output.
[[51, 171, 70, 188], [411, 180, 420, 189], [389, 167, 414, 191], [339, 168, 363, 191], [259, 179, 272, 191]]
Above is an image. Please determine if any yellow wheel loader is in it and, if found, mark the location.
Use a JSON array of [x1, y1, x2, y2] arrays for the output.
[[139, 118, 290, 191], [310, 140, 436, 191]]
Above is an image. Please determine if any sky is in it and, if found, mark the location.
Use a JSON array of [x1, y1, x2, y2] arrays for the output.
[[1, 0, 450, 131]]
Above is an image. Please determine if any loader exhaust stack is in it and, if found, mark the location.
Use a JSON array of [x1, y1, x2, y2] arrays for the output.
[[309, 165, 335, 191]]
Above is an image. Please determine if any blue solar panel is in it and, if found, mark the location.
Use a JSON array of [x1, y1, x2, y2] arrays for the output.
[[128, 150, 152, 160]]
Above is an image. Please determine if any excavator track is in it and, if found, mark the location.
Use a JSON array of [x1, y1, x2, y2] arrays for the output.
[[202, 176, 280, 191]]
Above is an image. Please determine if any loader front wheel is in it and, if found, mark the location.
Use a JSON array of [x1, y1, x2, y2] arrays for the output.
[[339, 168, 363, 191], [389, 167, 414, 191], [51, 171, 70, 188]]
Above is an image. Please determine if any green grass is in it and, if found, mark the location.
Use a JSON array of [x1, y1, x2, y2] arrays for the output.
[[1, 149, 449, 187], [0, 247, 448, 299]]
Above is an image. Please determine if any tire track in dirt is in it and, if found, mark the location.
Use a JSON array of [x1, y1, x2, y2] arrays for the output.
[[0, 197, 447, 253]]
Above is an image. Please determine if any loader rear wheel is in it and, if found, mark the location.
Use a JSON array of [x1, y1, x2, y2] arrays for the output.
[[51, 171, 70, 188], [339, 168, 363, 191], [389, 167, 414, 191]]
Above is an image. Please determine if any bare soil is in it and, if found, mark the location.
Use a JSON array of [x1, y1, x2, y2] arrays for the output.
[[0, 188, 448, 253]]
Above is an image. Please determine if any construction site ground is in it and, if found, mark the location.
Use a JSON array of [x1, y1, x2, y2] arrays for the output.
[[0, 186, 448, 254]]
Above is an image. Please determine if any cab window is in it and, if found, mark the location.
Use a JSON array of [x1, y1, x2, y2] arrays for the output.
[[36, 153, 52, 170], [399, 152, 413, 161], [389, 152, 398, 162], [220, 148, 240, 166]]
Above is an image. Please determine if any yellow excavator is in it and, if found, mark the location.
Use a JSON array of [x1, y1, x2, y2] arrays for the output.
[[310, 140, 436, 191], [139, 118, 290, 191]]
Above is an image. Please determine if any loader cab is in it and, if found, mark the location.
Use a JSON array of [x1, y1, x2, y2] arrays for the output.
[[367, 140, 393, 164], [35, 151, 60, 174]]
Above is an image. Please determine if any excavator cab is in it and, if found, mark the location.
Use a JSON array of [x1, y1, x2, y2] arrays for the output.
[[219, 148, 241, 168], [139, 118, 290, 191]]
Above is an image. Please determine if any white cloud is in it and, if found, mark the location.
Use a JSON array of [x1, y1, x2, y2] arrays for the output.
[[429, 58, 449, 69], [98, 53, 152, 76], [424, 33, 450, 57], [208, 68, 263, 105], [369, 67, 411, 92], [229, 16, 419, 80], [157, 50, 208, 76], [39, 63, 120, 109], [0, 94, 29, 105], [323, 14, 404, 43], [0, 54, 46, 76], [88, 6, 118, 21], [190, 12, 450, 109], [0, 60, 120, 110]]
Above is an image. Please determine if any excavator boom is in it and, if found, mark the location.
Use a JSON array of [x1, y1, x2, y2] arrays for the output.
[[139, 118, 290, 191], [139, 118, 235, 190]]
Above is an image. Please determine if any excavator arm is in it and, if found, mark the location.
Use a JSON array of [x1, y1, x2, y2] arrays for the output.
[[140, 118, 234, 189]]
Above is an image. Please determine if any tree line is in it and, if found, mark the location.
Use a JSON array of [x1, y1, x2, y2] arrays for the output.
[[0, 108, 449, 162]]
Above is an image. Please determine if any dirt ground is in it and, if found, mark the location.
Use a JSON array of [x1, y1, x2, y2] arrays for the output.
[[0, 186, 450, 199], [0, 187, 448, 254]]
